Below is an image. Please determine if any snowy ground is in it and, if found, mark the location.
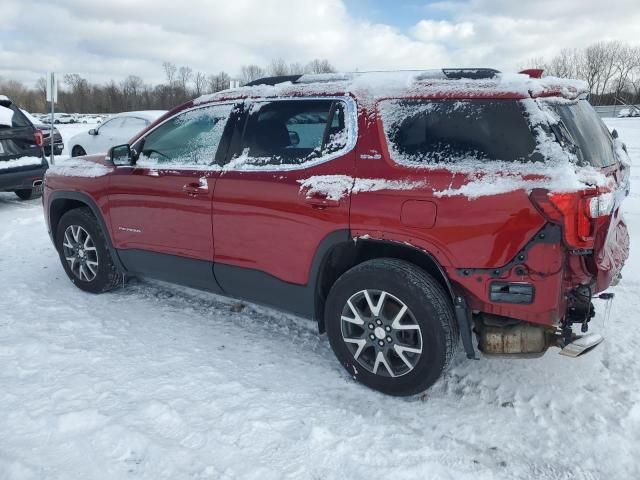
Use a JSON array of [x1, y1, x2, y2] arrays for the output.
[[1, 119, 639, 479]]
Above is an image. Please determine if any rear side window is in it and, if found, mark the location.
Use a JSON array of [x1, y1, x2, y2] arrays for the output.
[[233, 99, 348, 168], [0, 103, 31, 128], [121, 117, 149, 131], [549, 100, 616, 168], [380, 100, 541, 165], [99, 118, 125, 132]]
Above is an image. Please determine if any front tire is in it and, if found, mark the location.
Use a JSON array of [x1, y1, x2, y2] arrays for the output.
[[325, 258, 458, 396], [55, 208, 122, 293]]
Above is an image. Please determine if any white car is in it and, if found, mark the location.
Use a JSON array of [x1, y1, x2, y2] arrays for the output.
[[68, 111, 166, 157], [53, 113, 75, 124]]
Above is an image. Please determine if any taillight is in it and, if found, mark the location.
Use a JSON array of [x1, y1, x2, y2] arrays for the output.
[[34, 129, 43, 147], [530, 188, 613, 250]]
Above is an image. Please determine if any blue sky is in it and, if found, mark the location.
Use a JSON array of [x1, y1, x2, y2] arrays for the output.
[[345, 0, 453, 27]]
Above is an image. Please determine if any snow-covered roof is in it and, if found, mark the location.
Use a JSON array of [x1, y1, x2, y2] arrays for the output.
[[194, 71, 589, 108], [0, 94, 10, 102]]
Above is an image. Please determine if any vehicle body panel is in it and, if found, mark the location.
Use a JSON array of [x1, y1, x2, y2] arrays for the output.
[[42, 72, 629, 333]]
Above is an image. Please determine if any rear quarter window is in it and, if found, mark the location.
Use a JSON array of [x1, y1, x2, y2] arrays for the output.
[[379, 100, 543, 165], [548, 100, 617, 168], [0, 103, 31, 128]]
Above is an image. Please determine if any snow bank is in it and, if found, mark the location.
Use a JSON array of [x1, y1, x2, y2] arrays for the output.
[[0, 156, 43, 170], [0, 104, 14, 127], [298, 175, 426, 200], [47, 158, 112, 178]]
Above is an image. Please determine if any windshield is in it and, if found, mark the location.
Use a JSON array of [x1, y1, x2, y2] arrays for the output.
[[548, 100, 617, 168]]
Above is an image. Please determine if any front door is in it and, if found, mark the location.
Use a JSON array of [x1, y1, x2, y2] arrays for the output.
[[107, 102, 237, 288], [212, 97, 356, 313]]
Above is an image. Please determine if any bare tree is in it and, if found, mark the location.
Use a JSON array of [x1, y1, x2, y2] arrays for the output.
[[240, 64, 265, 85], [612, 45, 640, 101], [306, 59, 336, 74], [163, 61, 177, 86], [177, 66, 193, 93], [267, 58, 289, 76], [194, 71, 207, 96], [206, 71, 231, 93]]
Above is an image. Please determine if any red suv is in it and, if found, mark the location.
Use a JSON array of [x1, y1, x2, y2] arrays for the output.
[[43, 69, 630, 396]]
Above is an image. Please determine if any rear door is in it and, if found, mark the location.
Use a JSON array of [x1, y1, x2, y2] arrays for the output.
[[212, 97, 356, 311], [107, 102, 237, 287]]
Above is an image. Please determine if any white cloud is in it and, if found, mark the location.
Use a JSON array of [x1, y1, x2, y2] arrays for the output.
[[0, 0, 639, 86], [412, 20, 475, 43]]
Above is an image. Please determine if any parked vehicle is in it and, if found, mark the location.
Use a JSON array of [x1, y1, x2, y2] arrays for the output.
[[43, 70, 630, 396], [21, 110, 64, 156], [68, 111, 166, 157], [52, 113, 75, 124], [0, 96, 47, 200], [617, 106, 640, 118]]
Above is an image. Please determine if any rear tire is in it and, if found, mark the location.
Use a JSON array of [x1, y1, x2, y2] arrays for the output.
[[55, 208, 122, 293], [72, 146, 87, 157], [14, 188, 41, 200], [325, 258, 458, 396]]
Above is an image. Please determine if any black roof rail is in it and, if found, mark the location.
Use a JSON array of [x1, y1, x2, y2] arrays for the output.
[[244, 75, 303, 87], [242, 68, 501, 88], [441, 68, 501, 80]]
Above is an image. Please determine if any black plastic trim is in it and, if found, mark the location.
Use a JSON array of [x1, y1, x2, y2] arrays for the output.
[[118, 249, 222, 293], [489, 281, 535, 304], [48, 190, 126, 273], [214, 229, 350, 320], [245, 75, 303, 86], [456, 223, 562, 278], [0, 164, 47, 191]]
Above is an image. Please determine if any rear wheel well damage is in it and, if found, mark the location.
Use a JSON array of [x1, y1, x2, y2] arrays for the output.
[[314, 238, 456, 332]]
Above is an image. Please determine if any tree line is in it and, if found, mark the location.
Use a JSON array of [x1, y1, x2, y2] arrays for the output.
[[4, 42, 640, 114], [0, 58, 336, 114], [524, 41, 640, 105]]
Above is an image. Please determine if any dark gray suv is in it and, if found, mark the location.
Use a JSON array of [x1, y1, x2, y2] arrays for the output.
[[0, 96, 48, 200]]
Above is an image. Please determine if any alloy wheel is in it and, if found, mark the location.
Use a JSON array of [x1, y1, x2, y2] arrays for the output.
[[62, 225, 99, 282], [340, 289, 423, 378]]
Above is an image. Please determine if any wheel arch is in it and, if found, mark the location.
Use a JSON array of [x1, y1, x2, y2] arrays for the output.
[[313, 236, 456, 333], [71, 144, 85, 156], [49, 191, 125, 272]]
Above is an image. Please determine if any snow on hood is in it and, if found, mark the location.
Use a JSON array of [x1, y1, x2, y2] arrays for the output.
[[0, 156, 43, 170], [47, 157, 113, 178]]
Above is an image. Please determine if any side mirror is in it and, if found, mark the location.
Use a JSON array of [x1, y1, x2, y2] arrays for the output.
[[88, 128, 98, 135], [288, 130, 300, 146], [110, 144, 133, 166], [611, 129, 619, 139]]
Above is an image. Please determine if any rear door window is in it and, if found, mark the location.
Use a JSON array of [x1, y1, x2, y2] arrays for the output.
[[231, 99, 348, 168], [379, 100, 542, 165]]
